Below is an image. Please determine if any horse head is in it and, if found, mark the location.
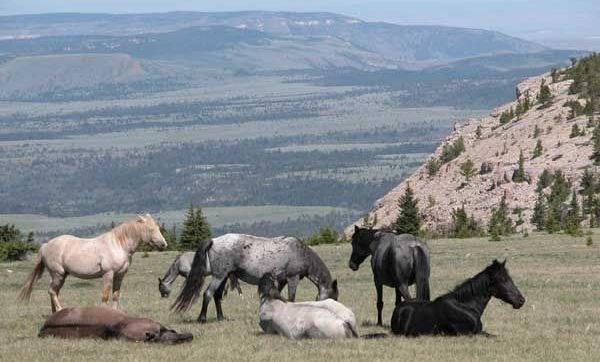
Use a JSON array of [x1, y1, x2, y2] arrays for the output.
[[317, 279, 338, 301], [489, 259, 525, 309], [158, 277, 171, 298], [348, 226, 374, 271], [258, 273, 284, 301], [138, 214, 168, 250]]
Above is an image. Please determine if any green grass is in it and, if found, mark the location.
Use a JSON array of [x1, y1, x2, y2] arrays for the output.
[[1, 232, 598, 361], [0, 205, 352, 234]]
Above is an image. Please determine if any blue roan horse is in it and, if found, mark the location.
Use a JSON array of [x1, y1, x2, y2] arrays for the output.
[[172, 234, 338, 323], [349, 226, 431, 326], [391, 259, 525, 336]]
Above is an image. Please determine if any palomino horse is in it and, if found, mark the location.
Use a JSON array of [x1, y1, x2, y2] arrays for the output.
[[158, 251, 242, 298], [172, 234, 339, 323], [19, 214, 167, 312], [349, 226, 431, 326], [391, 259, 525, 336], [39, 306, 193, 344], [258, 273, 357, 339]]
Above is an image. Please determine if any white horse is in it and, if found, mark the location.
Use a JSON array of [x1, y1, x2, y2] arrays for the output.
[[19, 214, 167, 312], [257, 273, 357, 339]]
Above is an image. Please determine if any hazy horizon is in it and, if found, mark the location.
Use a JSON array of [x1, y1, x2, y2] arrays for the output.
[[1, 0, 599, 50]]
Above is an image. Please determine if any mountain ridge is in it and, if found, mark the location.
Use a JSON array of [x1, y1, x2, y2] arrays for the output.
[[346, 66, 595, 236]]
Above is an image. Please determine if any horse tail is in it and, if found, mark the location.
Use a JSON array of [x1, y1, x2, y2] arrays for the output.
[[18, 248, 45, 301], [343, 321, 359, 338], [171, 240, 213, 312], [414, 245, 431, 301]]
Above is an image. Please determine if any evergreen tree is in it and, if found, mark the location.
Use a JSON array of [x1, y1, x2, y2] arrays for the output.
[[532, 139, 543, 159], [513, 150, 526, 182], [531, 190, 547, 231], [533, 124, 541, 138], [592, 121, 600, 165], [180, 202, 212, 250], [538, 79, 553, 106], [536, 169, 553, 192], [460, 159, 476, 182], [565, 190, 582, 236], [544, 206, 560, 234], [488, 193, 514, 239], [426, 158, 440, 177], [570, 124, 581, 138], [475, 125, 482, 139], [392, 184, 422, 235]]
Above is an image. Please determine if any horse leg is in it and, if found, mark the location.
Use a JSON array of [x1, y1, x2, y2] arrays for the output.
[[48, 272, 66, 313], [277, 279, 288, 293], [375, 280, 384, 326], [102, 271, 114, 305], [214, 279, 228, 322], [287, 275, 299, 302], [198, 277, 225, 323], [112, 273, 124, 309]]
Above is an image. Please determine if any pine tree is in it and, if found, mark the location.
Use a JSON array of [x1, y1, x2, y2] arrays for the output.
[[565, 190, 582, 236], [533, 124, 541, 138], [392, 184, 422, 235], [475, 125, 482, 139], [544, 206, 559, 233], [538, 79, 553, 106], [426, 158, 440, 177], [532, 139, 543, 159], [513, 150, 526, 182], [460, 158, 476, 182], [570, 124, 581, 138], [180, 202, 212, 250], [488, 193, 514, 239], [591, 121, 600, 165], [531, 190, 546, 231]]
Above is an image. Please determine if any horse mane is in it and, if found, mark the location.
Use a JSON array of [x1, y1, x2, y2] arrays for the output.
[[446, 267, 491, 302], [112, 218, 147, 247]]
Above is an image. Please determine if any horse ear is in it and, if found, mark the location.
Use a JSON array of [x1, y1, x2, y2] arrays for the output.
[[354, 225, 359, 233], [137, 215, 145, 223], [332, 279, 338, 290], [158, 277, 162, 282], [501, 259, 507, 266]]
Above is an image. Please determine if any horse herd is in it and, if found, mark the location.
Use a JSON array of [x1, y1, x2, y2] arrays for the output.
[[18, 215, 526, 343]]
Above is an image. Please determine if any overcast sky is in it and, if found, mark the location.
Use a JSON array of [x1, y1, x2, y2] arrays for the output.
[[1, 0, 599, 49]]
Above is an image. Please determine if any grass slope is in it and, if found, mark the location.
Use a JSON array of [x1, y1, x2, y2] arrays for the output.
[[1, 233, 598, 361]]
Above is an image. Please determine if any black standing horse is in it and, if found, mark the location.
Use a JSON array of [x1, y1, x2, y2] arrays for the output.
[[348, 226, 431, 326], [391, 259, 525, 336]]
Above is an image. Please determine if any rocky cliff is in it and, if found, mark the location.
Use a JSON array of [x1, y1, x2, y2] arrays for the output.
[[348, 70, 593, 235]]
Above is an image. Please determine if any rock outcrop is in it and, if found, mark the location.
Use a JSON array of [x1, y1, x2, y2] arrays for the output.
[[347, 71, 594, 235]]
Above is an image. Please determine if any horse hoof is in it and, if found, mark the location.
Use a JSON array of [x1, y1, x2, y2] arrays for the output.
[[197, 317, 207, 324], [217, 316, 225, 322]]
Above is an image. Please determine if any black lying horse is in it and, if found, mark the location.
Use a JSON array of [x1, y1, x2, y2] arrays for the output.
[[349, 226, 431, 326], [391, 259, 525, 336]]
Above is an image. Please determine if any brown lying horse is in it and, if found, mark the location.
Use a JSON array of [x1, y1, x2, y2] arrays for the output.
[[38, 306, 193, 344]]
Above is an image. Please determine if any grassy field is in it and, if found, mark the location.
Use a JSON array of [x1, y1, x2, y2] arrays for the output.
[[0, 205, 353, 234], [1, 233, 598, 361]]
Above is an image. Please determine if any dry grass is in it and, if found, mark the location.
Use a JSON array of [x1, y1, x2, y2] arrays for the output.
[[1, 232, 598, 361]]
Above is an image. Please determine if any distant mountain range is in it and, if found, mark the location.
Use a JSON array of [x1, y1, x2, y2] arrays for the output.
[[1, 11, 549, 69], [0, 11, 585, 102]]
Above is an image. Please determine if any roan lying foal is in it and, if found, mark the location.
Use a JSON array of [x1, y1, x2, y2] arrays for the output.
[[391, 259, 525, 336], [39, 306, 193, 344], [258, 273, 357, 339]]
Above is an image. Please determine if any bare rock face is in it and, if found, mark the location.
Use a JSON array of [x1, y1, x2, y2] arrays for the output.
[[347, 72, 594, 236]]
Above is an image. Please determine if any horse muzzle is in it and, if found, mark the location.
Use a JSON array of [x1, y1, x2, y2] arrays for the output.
[[513, 295, 526, 309], [348, 261, 359, 271]]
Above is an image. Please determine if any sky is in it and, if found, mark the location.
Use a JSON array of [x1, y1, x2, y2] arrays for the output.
[[1, 0, 599, 49]]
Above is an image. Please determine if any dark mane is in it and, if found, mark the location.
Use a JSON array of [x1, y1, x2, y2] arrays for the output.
[[445, 266, 492, 302]]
